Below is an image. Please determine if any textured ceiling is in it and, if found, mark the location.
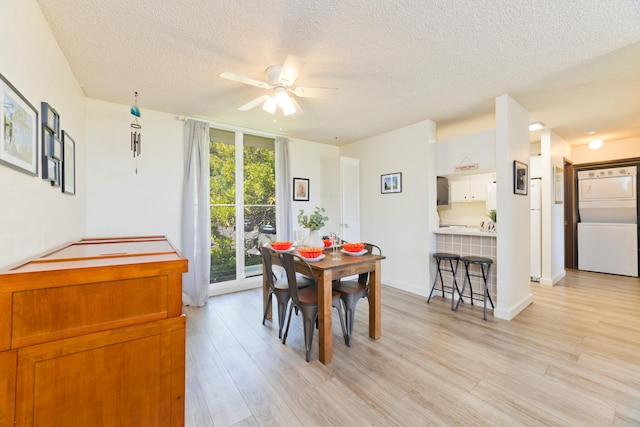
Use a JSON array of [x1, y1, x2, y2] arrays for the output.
[[36, 0, 640, 146]]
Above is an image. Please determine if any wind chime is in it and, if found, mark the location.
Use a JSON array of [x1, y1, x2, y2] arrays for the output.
[[130, 91, 142, 158]]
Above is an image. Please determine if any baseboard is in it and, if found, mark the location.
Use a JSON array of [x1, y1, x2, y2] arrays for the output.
[[382, 277, 429, 297], [493, 293, 533, 320], [208, 276, 262, 297], [539, 269, 566, 286]]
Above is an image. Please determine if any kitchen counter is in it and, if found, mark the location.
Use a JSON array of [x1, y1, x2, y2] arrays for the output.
[[434, 226, 497, 237], [432, 228, 497, 311]]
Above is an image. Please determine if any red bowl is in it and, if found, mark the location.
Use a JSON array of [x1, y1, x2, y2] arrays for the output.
[[271, 241, 292, 250], [297, 247, 323, 258], [323, 239, 332, 247], [342, 242, 365, 253]]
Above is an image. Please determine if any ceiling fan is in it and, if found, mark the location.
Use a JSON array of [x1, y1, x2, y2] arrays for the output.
[[220, 54, 338, 116]]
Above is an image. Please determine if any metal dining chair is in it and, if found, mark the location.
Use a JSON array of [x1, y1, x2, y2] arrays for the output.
[[260, 246, 314, 338], [280, 252, 346, 362], [333, 243, 382, 346]]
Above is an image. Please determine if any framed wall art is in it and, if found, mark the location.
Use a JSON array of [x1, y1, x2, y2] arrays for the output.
[[554, 166, 563, 204], [293, 177, 309, 201], [0, 73, 39, 176], [381, 172, 402, 194], [62, 130, 76, 195], [41, 101, 62, 185], [41, 102, 60, 136], [513, 160, 528, 195]]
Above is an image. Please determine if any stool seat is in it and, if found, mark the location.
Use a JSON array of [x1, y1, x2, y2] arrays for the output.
[[456, 256, 494, 320], [428, 253, 462, 310], [460, 256, 492, 265], [433, 252, 461, 260]]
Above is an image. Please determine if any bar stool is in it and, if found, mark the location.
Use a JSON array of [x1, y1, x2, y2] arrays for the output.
[[427, 253, 461, 310], [455, 256, 494, 320]]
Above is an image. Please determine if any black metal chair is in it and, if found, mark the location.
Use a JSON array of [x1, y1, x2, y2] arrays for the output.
[[280, 252, 346, 362], [427, 252, 462, 310], [260, 246, 313, 338], [333, 243, 382, 347], [455, 256, 494, 320]]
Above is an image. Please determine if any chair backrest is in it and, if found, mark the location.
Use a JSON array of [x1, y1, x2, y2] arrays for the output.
[[358, 243, 382, 284], [260, 246, 279, 291], [280, 252, 316, 306]]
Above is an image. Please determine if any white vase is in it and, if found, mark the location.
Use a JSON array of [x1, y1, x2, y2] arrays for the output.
[[302, 229, 323, 248]]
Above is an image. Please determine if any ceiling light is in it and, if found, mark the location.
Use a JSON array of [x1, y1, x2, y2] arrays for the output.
[[529, 122, 545, 131], [262, 87, 297, 116], [262, 96, 277, 114], [588, 139, 603, 150], [275, 87, 296, 116]]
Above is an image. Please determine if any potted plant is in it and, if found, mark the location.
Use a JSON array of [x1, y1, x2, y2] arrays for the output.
[[298, 206, 328, 247]]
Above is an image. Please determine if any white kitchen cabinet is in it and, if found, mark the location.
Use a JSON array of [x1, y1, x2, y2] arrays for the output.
[[321, 156, 360, 242], [449, 173, 494, 203]]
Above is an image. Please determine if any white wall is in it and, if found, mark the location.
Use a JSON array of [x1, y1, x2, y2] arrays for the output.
[[85, 99, 184, 245], [0, 0, 86, 268], [85, 99, 337, 251], [290, 139, 339, 236], [570, 136, 640, 164], [436, 129, 496, 175], [540, 130, 568, 285], [494, 95, 533, 320], [340, 120, 437, 296]]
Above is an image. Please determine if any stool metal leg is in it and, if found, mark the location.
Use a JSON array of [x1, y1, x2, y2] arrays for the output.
[[428, 256, 460, 310], [448, 258, 460, 310], [455, 261, 468, 312], [427, 259, 443, 303], [482, 264, 494, 321]]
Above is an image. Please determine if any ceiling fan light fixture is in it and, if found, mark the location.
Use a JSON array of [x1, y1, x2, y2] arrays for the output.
[[588, 139, 603, 150], [275, 88, 296, 115], [262, 96, 277, 114], [281, 98, 296, 116], [529, 121, 545, 131]]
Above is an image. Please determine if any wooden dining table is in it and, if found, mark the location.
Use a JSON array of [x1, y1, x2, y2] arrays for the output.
[[263, 248, 385, 364]]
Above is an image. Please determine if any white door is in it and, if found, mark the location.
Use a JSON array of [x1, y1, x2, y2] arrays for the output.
[[341, 158, 360, 242]]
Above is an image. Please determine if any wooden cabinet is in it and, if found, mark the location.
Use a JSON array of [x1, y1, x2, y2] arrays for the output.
[[0, 236, 188, 426], [449, 172, 494, 202]]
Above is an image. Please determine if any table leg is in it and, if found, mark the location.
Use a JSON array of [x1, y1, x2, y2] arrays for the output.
[[262, 260, 271, 321], [317, 270, 333, 364], [369, 260, 381, 339]]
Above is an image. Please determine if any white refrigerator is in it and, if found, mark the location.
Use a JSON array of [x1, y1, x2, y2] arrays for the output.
[[530, 178, 541, 281]]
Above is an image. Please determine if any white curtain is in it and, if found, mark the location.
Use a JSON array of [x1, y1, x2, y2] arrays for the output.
[[182, 119, 211, 306], [275, 136, 294, 242]]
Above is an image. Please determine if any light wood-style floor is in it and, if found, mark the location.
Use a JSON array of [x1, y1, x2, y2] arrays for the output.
[[183, 269, 640, 426]]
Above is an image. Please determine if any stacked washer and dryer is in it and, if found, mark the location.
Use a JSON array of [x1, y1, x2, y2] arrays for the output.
[[577, 166, 638, 277]]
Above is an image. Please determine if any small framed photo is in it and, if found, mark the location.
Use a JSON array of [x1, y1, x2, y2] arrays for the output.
[[44, 157, 60, 186], [0, 73, 39, 176], [513, 160, 528, 195], [293, 177, 309, 201], [42, 102, 59, 134], [554, 166, 563, 204], [62, 130, 75, 195], [43, 127, 55, 157], [381, 172, 402, 194]]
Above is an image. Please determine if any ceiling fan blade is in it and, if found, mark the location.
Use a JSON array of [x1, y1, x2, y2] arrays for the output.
[[279, 54, 305, 86], [238, 95, 270, 111], [293, 86, 339, 99], [220, 71, 271, 89]]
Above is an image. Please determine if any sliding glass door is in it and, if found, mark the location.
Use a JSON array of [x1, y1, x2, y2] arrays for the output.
[[209, 129, 275, 283]]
